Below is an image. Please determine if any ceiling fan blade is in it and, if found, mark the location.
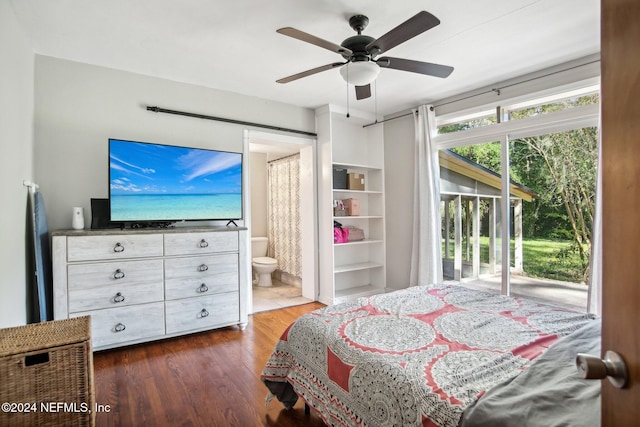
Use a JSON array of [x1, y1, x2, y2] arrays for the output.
[[276, 62, 345, 84], [355, 84, 371, 100], [277, 27, 353, 56], [377, 56, 453, 78], [366, 11, 440, 56]]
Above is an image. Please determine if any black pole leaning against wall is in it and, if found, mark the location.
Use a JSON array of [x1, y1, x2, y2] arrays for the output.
[[146, 106, 317, 137]]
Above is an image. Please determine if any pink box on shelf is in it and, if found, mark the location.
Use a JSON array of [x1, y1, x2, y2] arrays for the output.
[[342, 198, 360, 216]]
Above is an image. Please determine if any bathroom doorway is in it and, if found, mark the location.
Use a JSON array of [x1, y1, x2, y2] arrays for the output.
[[245, 130, 317, 313]]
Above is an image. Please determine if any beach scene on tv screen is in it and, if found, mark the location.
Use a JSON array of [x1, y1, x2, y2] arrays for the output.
[[109, 140, 242, 221]]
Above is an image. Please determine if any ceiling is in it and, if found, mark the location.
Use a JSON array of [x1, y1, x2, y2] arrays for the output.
[[10, 0, 600, 117]]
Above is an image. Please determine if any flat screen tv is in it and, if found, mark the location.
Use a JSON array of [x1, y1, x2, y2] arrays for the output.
[[109, 138, 243, 223]]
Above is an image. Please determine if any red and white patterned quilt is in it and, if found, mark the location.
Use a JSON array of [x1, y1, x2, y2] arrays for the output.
[[261, 284, 592, 427]]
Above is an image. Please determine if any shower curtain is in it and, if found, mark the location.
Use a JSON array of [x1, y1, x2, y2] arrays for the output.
[[268, 154, 302, 281]]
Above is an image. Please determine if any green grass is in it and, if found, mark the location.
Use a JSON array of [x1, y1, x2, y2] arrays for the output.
[[443, 237, 588, 283]]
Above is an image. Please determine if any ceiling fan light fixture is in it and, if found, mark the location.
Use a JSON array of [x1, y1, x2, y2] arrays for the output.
[[340, 61, 380, 86]]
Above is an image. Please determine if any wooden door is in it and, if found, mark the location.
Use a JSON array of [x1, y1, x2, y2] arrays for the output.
[[601, 0, 640, 425]]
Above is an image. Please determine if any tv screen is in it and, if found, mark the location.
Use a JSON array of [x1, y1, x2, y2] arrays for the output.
[[109, 138, 243, 223]]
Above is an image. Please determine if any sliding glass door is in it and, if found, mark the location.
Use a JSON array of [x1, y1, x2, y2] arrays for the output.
[[434, 91, 599, 310], [506, 126, 597, 307]]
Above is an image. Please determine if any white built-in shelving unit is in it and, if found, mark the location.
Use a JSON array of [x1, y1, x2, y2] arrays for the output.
[[316, 105, 386, 305]]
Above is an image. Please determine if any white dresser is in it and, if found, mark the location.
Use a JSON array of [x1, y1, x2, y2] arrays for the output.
[[51, 227, 249, 351]]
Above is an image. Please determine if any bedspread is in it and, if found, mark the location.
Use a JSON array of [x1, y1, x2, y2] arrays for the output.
[[459, 318, 601, 427], [261, 284, 593, 427]]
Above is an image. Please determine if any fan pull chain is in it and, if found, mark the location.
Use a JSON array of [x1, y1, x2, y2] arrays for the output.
[[346, 65, 350, 118], [374, 80, 378, 124]]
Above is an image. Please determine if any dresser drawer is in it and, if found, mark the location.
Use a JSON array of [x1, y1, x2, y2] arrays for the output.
[[68, 281, 164, 313], [68, 259, 164, 289], [165, 292, 239, 335], [71, 302, 165, 349], [67, 234, 163, 261], [165, 276, 238, 301], [164, 253, 238, 299], [164, 253, 238, 279], [164, 231, 238, 256]]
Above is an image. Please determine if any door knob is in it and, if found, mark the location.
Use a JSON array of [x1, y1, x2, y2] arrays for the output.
[[576, 351, 629, 389]]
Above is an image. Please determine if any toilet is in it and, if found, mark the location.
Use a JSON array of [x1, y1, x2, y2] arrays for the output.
[[251, 237, 278, 287]]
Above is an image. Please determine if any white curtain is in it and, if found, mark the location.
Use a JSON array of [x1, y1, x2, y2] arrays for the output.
[[268, 154, 302, 279], [410, 105, 444, 286], [587, 128, 602, 316]]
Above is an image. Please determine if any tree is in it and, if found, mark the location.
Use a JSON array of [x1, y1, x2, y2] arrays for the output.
[[512, 127, 597, 279], [510, 95, 598, 280]]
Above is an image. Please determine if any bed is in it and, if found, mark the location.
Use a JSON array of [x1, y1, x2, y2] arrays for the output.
[[261, 283, 600, 427]]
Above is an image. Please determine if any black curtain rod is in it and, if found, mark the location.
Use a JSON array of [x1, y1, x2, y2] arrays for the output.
[[363, 111, 416, 128], [146, 106, 317, 137], [362, 59, 600, 128], [267, 152, 300, 164], [433, 59, 600, 110]]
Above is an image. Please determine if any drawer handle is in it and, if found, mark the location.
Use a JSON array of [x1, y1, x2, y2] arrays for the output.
[[199, 308, 209, 318], [113, 269, 126, 280], [113, 323, 126, 333], [198, 283, 209, 293], [198, 264, 209, 272], [112, 292, 125, 303], [199, 239, 209, 248], [113, 242, 125, 253]]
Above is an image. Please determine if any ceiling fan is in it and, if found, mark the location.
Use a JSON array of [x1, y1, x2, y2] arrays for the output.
[[276, 11, 454, 100]]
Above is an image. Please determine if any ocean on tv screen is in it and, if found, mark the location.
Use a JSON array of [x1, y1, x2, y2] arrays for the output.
[[110, 193, 242, 221]]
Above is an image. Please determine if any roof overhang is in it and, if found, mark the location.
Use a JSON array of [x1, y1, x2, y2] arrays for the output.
[[439, 150, 537, 202]]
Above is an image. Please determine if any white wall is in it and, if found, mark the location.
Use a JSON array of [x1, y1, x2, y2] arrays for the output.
[[383, 113, 415, 290], [33, 56, 316, 231], [0, 2, 35, 327], [250, 151, 268, 238]]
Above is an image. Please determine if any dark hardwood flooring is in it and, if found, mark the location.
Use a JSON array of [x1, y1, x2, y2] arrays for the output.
[[93, 302, 326, 427]]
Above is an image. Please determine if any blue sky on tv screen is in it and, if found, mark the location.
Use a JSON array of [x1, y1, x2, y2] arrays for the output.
[[109, 140, 242, 196]]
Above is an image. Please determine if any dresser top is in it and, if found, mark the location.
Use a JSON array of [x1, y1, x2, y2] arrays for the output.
[[51, 225, 247, 237]]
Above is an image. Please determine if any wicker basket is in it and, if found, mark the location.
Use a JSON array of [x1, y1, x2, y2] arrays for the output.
[[0, 316, 94, 427]]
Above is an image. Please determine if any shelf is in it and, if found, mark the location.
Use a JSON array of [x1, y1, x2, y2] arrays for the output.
[[333, 189, 383, 195], [334, 239, 383, 246], [333, 216, 383, 220], [320, 106, 386, 306], [334, 285, 384, 303], [333, 162, 382, 171], [334, 262, 384, 274]]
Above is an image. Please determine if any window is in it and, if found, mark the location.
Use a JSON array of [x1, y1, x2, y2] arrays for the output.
[[433, 85, 599, 311], [507, 92, 599, 121], [437, 111, 496, 134], [509, 127, 597, 284]]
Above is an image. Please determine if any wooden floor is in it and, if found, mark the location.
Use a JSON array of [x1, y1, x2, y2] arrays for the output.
[[93, 302, 326, 427]]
